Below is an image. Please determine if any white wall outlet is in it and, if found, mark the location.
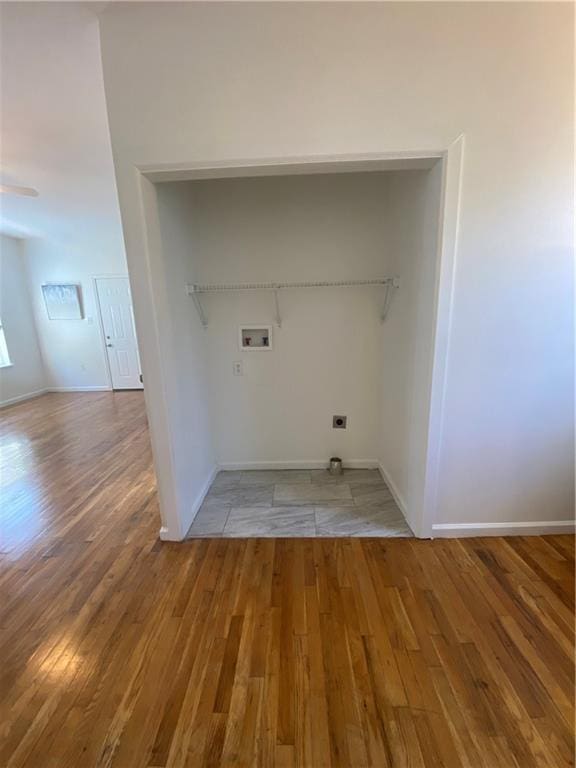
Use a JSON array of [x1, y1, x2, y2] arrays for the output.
[[233, 361, 243, 376]]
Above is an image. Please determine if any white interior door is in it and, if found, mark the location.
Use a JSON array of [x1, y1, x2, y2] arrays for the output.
[[96, 277, 143, 390]]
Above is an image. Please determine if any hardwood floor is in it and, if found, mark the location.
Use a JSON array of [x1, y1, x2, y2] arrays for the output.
[[1, 392, 574, 767]]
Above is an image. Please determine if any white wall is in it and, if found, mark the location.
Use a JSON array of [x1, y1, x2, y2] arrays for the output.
[[24, 239, 127, 391], [0, 235, 46, 405], [165, 173, 397, 467], [1, 4, 129, 391], [379, 166, 443, 531], [99, 2, 574, 537], [153, 183, 216, 536]]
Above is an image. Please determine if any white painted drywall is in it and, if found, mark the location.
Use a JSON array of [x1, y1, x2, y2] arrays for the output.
[[379, 166, 443, 531], [0, 4, 129, 391], [23, 240, 128, 391], [0, 235, 46, 405], [153, 183, 216, 536], [158, 173, 400, 467], [99, 2, 574, 535]]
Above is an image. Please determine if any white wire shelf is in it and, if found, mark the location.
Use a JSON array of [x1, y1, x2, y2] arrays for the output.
[[185, 277, 400, 328]]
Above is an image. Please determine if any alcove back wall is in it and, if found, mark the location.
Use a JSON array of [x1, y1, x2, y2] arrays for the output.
[[157, 171, 437, 467]]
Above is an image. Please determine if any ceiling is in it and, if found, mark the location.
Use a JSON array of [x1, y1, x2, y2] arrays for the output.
[[1, 0, 556, 241], [0, 3, 123, 244]]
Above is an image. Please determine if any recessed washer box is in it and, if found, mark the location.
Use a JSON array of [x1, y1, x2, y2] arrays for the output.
[[239, 325, 273, 351]]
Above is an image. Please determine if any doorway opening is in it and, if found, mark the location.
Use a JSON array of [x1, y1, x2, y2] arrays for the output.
[[134, 148, 464, 539]]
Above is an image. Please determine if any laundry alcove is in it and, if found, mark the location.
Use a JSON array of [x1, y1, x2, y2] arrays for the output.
[[148, 156, 446, 538]]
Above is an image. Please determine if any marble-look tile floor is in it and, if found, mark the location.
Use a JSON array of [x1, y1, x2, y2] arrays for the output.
[[187, 469, 413, 538]]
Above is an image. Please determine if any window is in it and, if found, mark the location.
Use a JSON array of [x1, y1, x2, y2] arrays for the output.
[[0, 318, 12, 368]]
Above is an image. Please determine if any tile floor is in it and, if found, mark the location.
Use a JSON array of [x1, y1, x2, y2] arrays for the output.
[[187, 469, 413, 538]]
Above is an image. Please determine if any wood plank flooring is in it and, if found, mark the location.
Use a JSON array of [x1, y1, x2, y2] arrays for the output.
[[0, 392, 574, 767]]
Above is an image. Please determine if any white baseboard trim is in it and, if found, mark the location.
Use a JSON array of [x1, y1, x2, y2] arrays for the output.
[[183, 465, 220, 539], [48, 386, 112, 393], [0, 388, 49, 408], [377, 462, 408, 519], [159, 465, 219, 541], [218, 459, 379, 471], [431, 520, 576, 538], [158, 526, 173, 541]]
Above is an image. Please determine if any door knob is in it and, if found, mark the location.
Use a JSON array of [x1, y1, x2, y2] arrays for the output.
[[106, 343, 113, 348]]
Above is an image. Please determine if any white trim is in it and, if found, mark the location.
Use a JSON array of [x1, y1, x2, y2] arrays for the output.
[[140, 151, 443, 183], [160, 465, 219, 541], [159, 526, 172, 541], [431, 520, 576, 538], [137, 171, 194, 541], [0, 388, 48, 408], [48, 386, 111, 392], [187, 465, 218, 525], [131, 148, 462, 541], [377, 463, 408, 519], [218, 459, 379, 471], [92, 275, 117, 391], [419, 135, 466, 538], [0, 385, 135, 407]]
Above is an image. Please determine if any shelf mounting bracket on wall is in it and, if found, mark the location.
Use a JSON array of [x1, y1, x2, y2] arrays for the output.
[[186, 284, 208, 328], [380, 276, 401, 323], [273, 286, 282, 328], [186, 277, 400, 328]]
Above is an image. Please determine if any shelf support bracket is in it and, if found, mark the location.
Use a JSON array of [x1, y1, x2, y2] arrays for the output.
[[273, 286, 282, 328], [187, 285, 208, 328], [380, 277, 400, 323]]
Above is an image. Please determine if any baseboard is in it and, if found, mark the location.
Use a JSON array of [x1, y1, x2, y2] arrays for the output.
[[159, 525, 188, 542], [183, 465, 219, 538], [0, 388, 49, 408], [159, 465, 219, 541], [158, 526, 173, 541], [218, 459, 379, 471], [377, 462, 408, 519], [48, 386, 111, 392], [431, 520, 576, 538]]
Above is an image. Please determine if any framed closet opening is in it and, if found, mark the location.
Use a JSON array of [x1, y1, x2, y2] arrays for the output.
[[135, 146, 464, 540]]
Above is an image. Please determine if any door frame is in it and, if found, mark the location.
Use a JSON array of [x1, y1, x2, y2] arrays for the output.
[[126, 140, 465, 540], [93, 274, 140, 391]]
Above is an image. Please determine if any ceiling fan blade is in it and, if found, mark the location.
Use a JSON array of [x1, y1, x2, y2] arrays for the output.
[[0, 184, 39, 197]]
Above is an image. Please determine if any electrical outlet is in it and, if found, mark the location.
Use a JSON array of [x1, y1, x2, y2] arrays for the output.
[[233, 361, 243, 376], [333, 415, 347, 429]]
